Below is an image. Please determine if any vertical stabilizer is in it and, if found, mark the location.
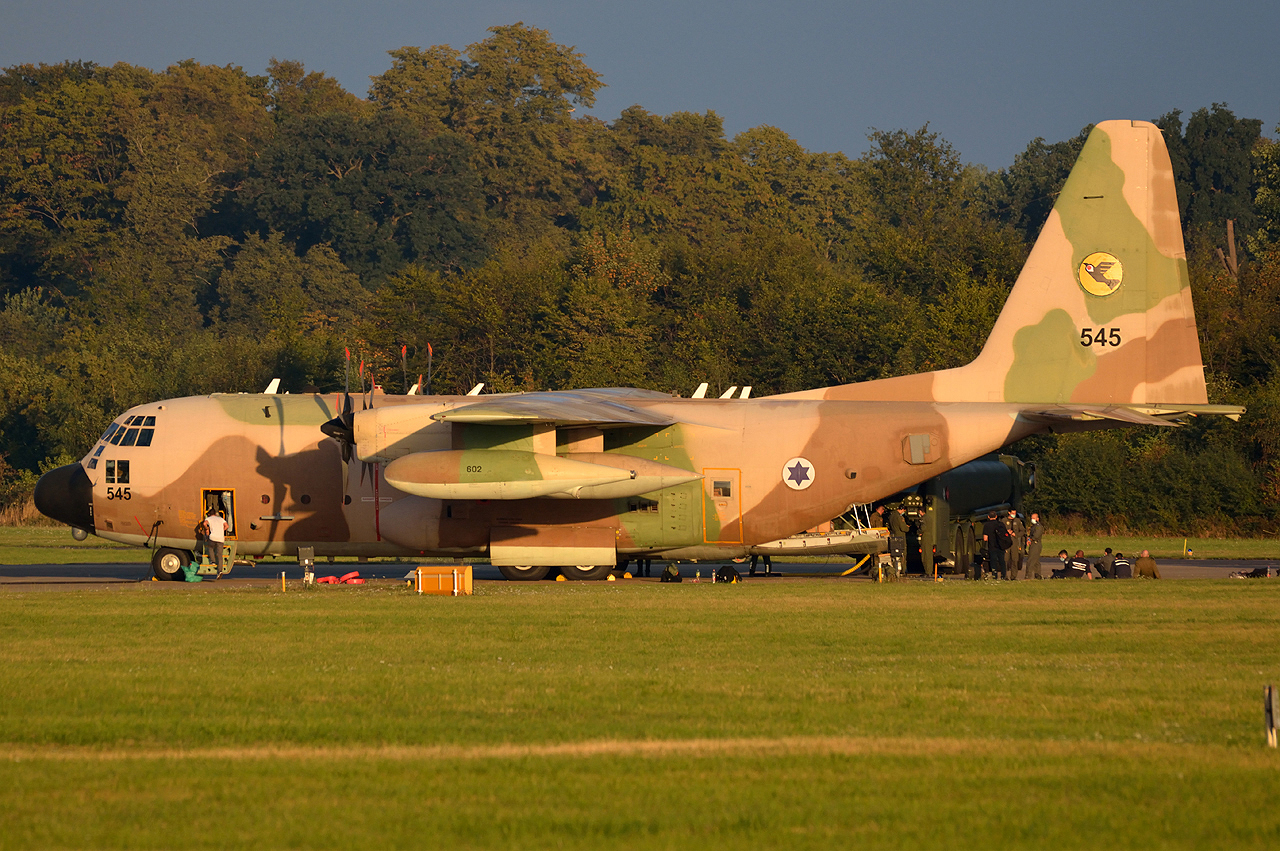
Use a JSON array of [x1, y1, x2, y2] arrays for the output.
[[961, 119, 1207, 405], [795, 120, 1208, 405]]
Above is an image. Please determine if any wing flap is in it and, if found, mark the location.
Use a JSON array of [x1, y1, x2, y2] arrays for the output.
[[431, 390, 676, 427]]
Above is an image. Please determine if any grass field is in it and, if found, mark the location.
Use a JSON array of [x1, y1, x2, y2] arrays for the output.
[[2, 578, 1278, 849]]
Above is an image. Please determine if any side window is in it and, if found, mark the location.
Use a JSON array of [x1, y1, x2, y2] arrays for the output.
[[116, 460, 129, 484], [105, 460, 116, 484], [713, 481, 732, 497]]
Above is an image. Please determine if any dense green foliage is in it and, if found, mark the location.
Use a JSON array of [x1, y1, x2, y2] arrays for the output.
[[1, 24, 1278, 532]]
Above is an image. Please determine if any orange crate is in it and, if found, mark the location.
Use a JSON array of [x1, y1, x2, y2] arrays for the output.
[[415, 565, 473, 596]]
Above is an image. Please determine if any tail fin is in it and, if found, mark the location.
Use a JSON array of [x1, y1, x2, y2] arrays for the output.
[[799, 120, 1208, 405], [957, 119, 1207, 405]]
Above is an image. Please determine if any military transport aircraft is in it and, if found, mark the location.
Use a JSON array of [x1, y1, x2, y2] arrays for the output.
[[34, 120, 1243, 580]]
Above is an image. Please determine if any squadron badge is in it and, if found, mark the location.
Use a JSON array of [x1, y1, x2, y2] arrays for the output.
[[1078, 252, 1123, 297], [782, 457, 815, 491]]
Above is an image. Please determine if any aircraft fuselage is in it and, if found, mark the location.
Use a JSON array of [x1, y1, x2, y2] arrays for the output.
[[52, 391, 1039, 563]]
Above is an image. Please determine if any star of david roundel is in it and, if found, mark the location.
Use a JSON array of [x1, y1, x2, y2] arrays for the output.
[[782, 457, 815, 491]]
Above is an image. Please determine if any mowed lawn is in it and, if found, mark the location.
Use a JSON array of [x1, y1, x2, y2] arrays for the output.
[[1, 579, 1278, 849]]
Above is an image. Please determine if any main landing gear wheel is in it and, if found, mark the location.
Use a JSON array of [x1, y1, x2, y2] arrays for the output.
[[558, 564, 613, 581], [498, 564, 551, 582], [152, 547, 193, 581]]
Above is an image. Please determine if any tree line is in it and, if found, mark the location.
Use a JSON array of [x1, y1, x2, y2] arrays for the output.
[[1, 23, 1278, 533]]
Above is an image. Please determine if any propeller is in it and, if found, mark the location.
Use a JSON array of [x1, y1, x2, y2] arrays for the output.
[[320, 347, 383, 492], [321, 347, 356, 463]]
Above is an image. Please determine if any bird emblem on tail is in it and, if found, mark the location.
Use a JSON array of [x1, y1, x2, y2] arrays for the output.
[[1077, 252, 1124, 296]]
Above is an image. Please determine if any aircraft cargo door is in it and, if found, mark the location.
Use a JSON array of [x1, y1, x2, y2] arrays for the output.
[[702, 468, 742, 544]]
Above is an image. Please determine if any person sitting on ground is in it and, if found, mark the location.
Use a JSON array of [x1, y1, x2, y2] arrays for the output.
[[1053, 550, 1091, 579], [1134, 549, 1161, 579], [1096, 547, 1115, 578], [1110, 551, 1133, 578], [1050, 549, 1070, 579]]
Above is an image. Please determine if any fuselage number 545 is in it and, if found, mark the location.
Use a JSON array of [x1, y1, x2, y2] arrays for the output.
[[1080, 327, 1121, 347]]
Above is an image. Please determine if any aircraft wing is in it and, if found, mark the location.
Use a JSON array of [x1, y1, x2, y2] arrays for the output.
[[432, 389, 677, 427], [1018, 403, 1244, 428]]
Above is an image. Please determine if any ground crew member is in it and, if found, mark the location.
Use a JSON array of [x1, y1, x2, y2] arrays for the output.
[[887, 507, 909, 575], [981, 512, 1007, 579], [1134, 549, 1162, 579], [1097, 547, 1115, 579], [1111, 551, 1133, 578], [1025, 512, 1044, 579], [203, 508, 227, 571], [1066, 549, 1091, 578], [1005, 509, 1025, 580]]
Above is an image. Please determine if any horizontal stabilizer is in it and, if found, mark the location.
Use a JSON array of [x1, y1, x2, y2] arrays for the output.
[[1019, 403, 1244, 429]]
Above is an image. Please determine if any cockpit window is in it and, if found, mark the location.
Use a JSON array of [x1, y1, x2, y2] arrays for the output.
[[103, 415, 157, 448]]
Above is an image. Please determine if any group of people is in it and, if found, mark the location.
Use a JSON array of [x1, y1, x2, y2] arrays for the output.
[[978, 511, 1163, 580], [978, 509, 1042, 580], [872, 503, 1166, 581], [1052, 547, 1162, 579]]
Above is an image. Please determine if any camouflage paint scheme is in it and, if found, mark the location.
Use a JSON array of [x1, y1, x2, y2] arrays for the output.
[[43, 121, 1243, 573]]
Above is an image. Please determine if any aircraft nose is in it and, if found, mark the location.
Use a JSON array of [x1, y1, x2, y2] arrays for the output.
[[33, 463, 95, 531]]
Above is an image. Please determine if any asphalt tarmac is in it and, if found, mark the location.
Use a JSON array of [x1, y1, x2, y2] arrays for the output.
[[1, 557, 1275, 591]]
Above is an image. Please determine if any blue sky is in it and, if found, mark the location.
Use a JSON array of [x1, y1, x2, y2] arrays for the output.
[[4, 0, 1277, 167]]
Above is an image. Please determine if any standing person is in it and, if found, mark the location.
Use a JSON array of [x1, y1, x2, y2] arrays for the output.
[[887, 506, 909, 576], [1005, 510, 1026, 580], [1134, 549, 1162, 579], [1111, 551, 1133, 578], [1097, 547, 1115, 579], [982, 512, 1008, 579], [204, 508, 227, 571], [1025, 513, 1045, 579]]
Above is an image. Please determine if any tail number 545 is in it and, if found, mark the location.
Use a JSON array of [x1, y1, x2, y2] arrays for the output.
[[1080, 327, 1122, 347], [105, 487, 131, 500]]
